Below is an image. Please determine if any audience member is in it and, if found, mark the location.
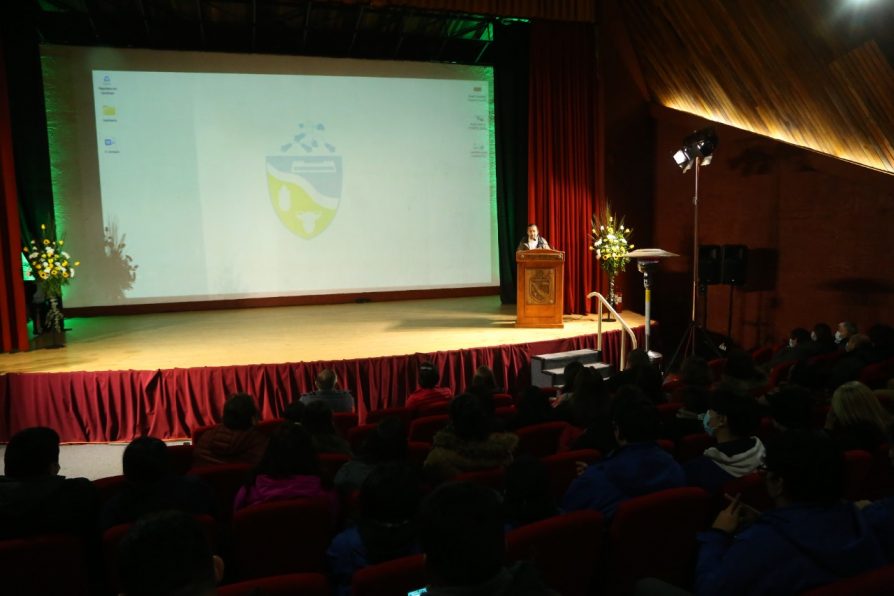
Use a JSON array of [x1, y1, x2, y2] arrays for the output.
[[300, 368, 355, 412], [233, 424, 336, 512], [406, 362, 453, 410], [684, 390, 765, 494], [328, 463, 422, 596], [424, 393, 517, 483], [562, 389, 685, 518], [468, 365, 502, 401], [671, 386, 711, 440], [117, 510, 223, 596], [554, 360, 584, 403], [418, 482, 557, 595], [810, 323, 836, 354], [0, 426, 98, 540], [101, 436, 216, 530], [827, 334, 879, 390], [606, 349, 665, 403], [561, 368, 616, 453], [334, 416, 408, 492], [765, 385, 814, 431], [503, 455, 559, 530], [825, 381, 892, 452], [192, 393, 269, 467], [507, 386, 557, 430], [835, 321, 858, 350], [717, 349, 768, 397], [303, 401, 353, 455], [694, 431, 889, 595], [669, 356, 713, 403], [281, 400, 305, 424], [764, 327, 817, 371]]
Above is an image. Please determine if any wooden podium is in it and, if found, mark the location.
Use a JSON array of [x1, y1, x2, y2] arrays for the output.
[[516, 249, 565, 328]]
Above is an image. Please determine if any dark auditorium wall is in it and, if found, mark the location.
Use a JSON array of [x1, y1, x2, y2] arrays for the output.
[[651, 105, 894, 349]]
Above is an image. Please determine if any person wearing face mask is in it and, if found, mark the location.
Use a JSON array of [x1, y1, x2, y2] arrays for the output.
[[684, 390, 766, 495], [834, 321, 858, 350], [809, 323, 837, 354], [516, 223, 551, 251], [826, 334, 879, 390], [763, 328, 817, 372], [694, 431, 891, 596]]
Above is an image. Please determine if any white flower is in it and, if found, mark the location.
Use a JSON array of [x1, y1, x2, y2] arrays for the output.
[[29, 253, 38, 259], [46, 247, 54, 256], [62, 252, 70, 259], [607, 234, 616, 241], [70, 270, 76, 278], [595, 239, 602, 246]]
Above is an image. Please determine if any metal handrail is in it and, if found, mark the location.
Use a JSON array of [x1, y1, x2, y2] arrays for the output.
[[586, 292, 638, 371]]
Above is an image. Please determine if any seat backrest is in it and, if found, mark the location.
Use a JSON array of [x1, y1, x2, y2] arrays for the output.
[[333, 412, 359, 437], [217, 572, 330, 596], [863, 443, 894, 500], [857, 357, 894, 389], [608, 487, 713, 594], [514, 421, 570, 458], [408, 415, 450, 444], [842, 449, 874, 501], [366, 407, 414, 427], [541, 449, 602, 500], [718, 472, 773, 515], [351, 553, 427, 596], [408, 441, 431, 467], [800, 563, 894, 595], [231, 497, 333, 580], [677, 433, 715, 462], [168, 443, 195, 475], [768, 360, 798, 388], [0, 533, 88, 596], [188, 463, 253, 522], [347, 423, 378, 453], [414, 402, 451, 417], [255, 419, 287, 436], [707, 358, 726, 381], [93, 474, 128, 508], [493, 393, 515, 407], [506, 510, 604, 596], [656, 439, 676, 456]]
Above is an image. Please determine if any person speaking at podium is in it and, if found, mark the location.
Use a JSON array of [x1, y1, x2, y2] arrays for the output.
[[517, 223, 551, 251]]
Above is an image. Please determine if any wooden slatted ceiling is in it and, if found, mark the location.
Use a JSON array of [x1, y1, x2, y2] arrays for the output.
[[618, 0, 894, 175]]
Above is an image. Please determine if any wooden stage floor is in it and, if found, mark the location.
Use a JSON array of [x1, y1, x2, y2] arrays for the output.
[[0, 296, 645, 374]]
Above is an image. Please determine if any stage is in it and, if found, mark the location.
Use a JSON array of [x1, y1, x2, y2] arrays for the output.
[[0, 296, 647, 443]]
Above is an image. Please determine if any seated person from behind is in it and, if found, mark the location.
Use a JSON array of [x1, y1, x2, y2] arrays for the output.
[[405, 361, 452, 410], [192, 392, 269, 467], [327, 462, 422, 596], [302, 400, 353, 455], [419, 481, 557, 596], [695, 430, 890, 596], [684, 390, 766, 495], [0, 426, 98, 539], [824, 381, 892, 452], [233, 424, 336, 513], [101, 436, 216, 530], [423, 393, 518, 483], [507, 386, 557, 431], [300, 368, 355, 413], [334, 416, 408, 493], [503, 455, 560, 530], [765, 384, 814, 432], [562, 388, 685, 518], [516, 223, 550, 251], [117, 510, 224, 596], [763, 327, 818, 371], [717, 349, 768, 398]]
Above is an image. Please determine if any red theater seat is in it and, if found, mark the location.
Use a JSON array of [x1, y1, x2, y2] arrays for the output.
[[608, 487, 713, 594], [347, 423, 377, 453], [408, 414, 450, 444], [800, 563, 894, 595], [842, 449, 874, 501], [455, 466, 506, 491], [168, 442, 195, 474], [333, 412, 358, 437], [188, 463, 252, 521], [541, 449, 602, 500], [506, 509, 604, 596], [514, 421, 569, 457], [677, 433, 715, 462], [351, 553, 426, 596], [218, 573, 330, 596], [231, 497, 333, 580], [366, 406, 414, 427], [0, 534, 89, 596], [318, 452, 351, 485]]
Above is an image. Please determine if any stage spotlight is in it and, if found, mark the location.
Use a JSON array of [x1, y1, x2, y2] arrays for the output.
[[673, 127, 718, 172]]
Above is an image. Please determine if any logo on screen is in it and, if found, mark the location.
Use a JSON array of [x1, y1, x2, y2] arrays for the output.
[[266, 122, 341, 239]]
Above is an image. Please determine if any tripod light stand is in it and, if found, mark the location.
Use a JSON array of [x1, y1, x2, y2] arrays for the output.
[[665, 128, 723, 375]]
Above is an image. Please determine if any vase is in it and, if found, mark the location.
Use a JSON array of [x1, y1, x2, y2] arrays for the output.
[[603, 274, 616, 321], [45, 296, 66, 348]]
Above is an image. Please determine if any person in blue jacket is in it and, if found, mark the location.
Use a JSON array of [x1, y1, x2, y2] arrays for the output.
[[695, 430, 890, 596], [562, 387, 685, 519]]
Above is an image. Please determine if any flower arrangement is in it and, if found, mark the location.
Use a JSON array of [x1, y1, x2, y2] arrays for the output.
[[590, 205, 634, 276], [22, 224, 80, 299]]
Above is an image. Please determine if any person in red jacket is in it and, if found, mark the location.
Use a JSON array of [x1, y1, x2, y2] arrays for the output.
[[406, 362, 452, 410], [192, 393, 268, 467]]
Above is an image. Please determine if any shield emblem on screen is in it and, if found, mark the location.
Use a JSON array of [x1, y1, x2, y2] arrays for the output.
[[266, 155, 342, 239]]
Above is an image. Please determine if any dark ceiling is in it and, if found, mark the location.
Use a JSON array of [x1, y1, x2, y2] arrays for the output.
[[30, 0, 504, 64]]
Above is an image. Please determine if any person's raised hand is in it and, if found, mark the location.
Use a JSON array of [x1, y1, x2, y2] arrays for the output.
[[712, 494, 743, 534]]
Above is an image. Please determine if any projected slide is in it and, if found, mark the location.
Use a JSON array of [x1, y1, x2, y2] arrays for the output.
[[42, 46, 497, 307]]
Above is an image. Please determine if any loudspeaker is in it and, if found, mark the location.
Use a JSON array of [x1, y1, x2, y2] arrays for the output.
[[720, 245, 748, 286], [698, 245, 722, 285]]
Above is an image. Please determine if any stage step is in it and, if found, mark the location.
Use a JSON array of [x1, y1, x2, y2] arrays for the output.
[[531, 349, 612, 388]]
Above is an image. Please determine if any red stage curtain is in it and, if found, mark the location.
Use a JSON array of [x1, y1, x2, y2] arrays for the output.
[[0, 327, 644, 443], [0, 36, 29, 354], [528, 21, 604, 315]]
